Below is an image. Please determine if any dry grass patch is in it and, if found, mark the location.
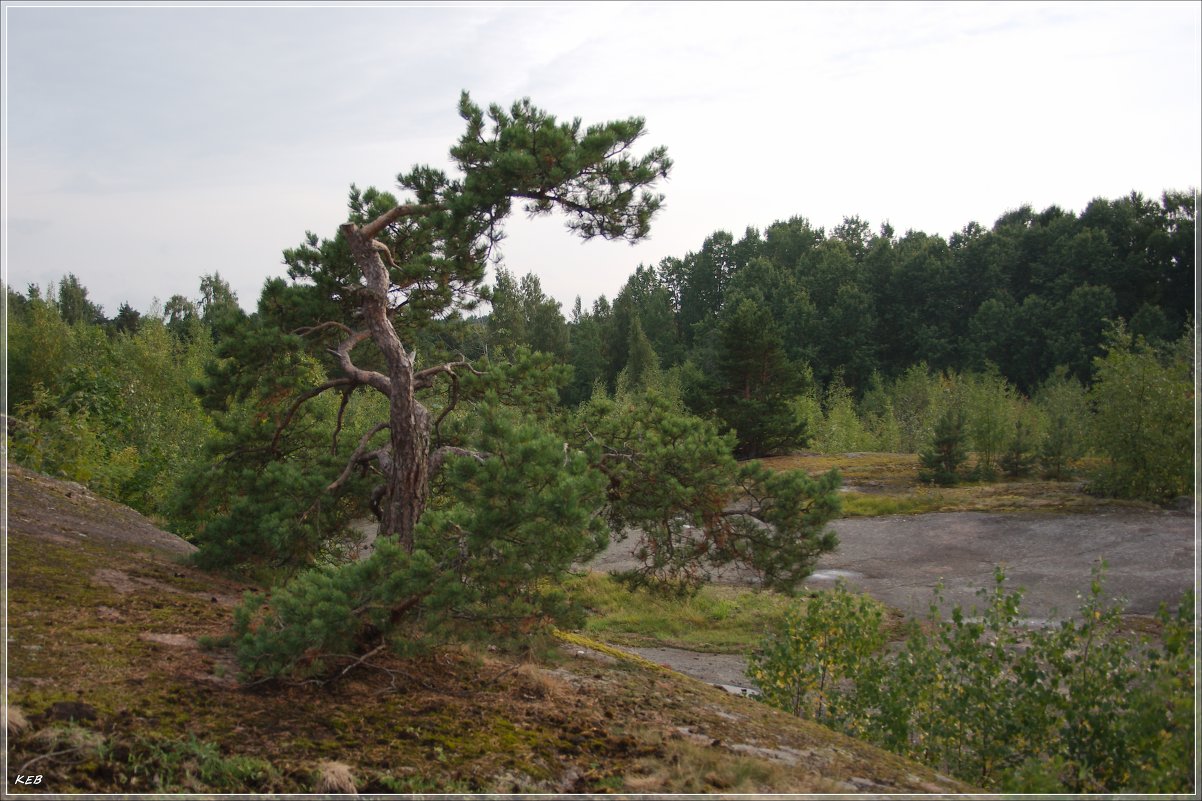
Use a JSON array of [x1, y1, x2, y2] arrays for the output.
[[314, 760, 357, 794], [761, 452, 1157, 516]]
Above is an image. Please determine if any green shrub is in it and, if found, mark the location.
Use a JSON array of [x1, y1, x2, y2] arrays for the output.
[[1087, 324, 1193, 501], [1033, 367, 1089, 480], [747, 582, 885, 730], [749, 566, 1195, 793]]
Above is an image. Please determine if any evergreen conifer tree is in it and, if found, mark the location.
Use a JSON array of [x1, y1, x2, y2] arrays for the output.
[[712, 295, 807, 456], [180, 93, 674, 677], [1000, 417, 1037, 478], [919, 406, 968, 486]]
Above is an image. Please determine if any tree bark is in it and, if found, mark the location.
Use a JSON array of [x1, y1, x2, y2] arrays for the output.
[[342, 222, 432, 553]]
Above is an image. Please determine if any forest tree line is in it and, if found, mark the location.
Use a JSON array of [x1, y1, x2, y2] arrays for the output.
[[4, 188, 1195, 533], [480, 189, 1195, 475]]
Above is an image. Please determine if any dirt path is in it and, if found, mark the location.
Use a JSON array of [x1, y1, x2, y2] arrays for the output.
[[589, 507, 1196, 690]]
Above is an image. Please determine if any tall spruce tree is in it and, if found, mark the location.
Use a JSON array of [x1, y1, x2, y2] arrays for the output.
[[712, 295, 807, 456], [618, 316, 660, 393]]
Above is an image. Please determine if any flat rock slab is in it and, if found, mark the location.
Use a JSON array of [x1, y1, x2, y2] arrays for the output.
[[592, 509, 1195, 622], [623, 645, 753, 689], [588, 508, 1195, 692], [809, 510, 1195, 620]]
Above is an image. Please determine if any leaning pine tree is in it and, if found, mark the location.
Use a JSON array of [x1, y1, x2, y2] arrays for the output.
[[182, 93, 841, 681]]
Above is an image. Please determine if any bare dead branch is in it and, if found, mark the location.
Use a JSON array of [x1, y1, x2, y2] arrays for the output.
[[334, 643, 387, 681], [18, 746, 88, 776], [431, 445, 489, 475], [323, 423, 391, 496], [272, 379, 357, 451], [331, 388, 353, 454]]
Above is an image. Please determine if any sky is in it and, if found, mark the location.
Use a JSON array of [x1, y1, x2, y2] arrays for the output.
[[3, 1, 1200, 317]]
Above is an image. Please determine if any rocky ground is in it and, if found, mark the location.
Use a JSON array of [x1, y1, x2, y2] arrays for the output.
[[4, 462, 973, 794], [588, 503, 1196, 689]]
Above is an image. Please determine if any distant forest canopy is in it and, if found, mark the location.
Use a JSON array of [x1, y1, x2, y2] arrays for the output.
[[4, 188, 1194, 470], [507, 188, 1194, 404]]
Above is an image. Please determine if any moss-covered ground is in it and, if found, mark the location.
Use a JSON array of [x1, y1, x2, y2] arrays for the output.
[[4, 463, 972, 794]]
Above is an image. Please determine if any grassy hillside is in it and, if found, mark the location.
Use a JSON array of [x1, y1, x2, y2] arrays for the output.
[[4, 462, 971, 794]]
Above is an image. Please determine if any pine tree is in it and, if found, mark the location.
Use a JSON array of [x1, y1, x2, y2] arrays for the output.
[[616, 316, 660, 394], [711, 295, 807, 457], [178, 93, 674, 678], [1000, 417, 1037, 478], [1035, 368, 1089, 480], [919, 406, 968, 486], [574, 392, 840, 594]]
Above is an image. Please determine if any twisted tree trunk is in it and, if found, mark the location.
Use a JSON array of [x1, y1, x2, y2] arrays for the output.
[[341, 222, 432, 552]]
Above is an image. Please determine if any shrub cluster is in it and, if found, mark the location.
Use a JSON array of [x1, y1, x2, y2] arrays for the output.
[[749, 568, 1195, 793]]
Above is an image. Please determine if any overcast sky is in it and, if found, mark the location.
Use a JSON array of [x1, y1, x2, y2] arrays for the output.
[[3, 1, 1199, 317]]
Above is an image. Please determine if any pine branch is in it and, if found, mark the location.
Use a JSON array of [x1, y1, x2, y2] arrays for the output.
[[295, 321, 355, 338], [413, 358, 484, 390], [313, 423, 391, 505], [358, 202, 443, 241], [327, 329, 391, 394], [271, 379, 357, 452]]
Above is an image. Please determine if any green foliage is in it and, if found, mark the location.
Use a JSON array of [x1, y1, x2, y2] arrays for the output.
[[961, 368, 1018, 479], [416, 406, 608, 637], [230, 542, 438, 678], [583, 189, 1192, 405], [1033, 368, 1089, 479], [54, 272, 106, 326], [709, 295, 809, 456], [6, 294, 217, 520], [730, 461, 842, 592], [809, 376, 877, 453], [487, 268, 536, 357], [563, 297, 607, 406], [230, 410, 607, 679], [576, 392, 739, 591], [575, 392, 839, 594], [999, 415, 1037, 478], [8, 388, 140, 497], [1087, 323, 1193, 501], [749, 567, 1196, 793], [175, 347, 377, 571], [919, 405, 968, 485], [615, 316, 660, 395], [6, 291, 75, 409], [748, 583, 885, 726], [884, 364, 945, 453], [451, 93, 671, 243]]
